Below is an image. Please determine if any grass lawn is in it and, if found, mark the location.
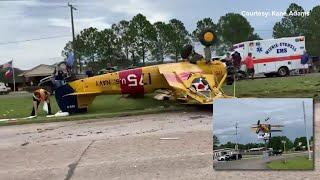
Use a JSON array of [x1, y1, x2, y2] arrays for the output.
[[0, 73, 319, 125], [223, 73, 320, 100], [267, 156, 314, 170], [0, 93, 184, 126]]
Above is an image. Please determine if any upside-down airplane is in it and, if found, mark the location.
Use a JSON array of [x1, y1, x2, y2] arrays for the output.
[[251, 117, 284, 140], [44, 30, 235, 113]]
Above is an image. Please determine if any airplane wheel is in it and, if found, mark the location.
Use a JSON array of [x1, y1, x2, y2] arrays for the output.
[[199, 29, 217, 46]]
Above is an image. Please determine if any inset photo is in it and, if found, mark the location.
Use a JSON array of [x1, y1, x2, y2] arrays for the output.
[[212, 98, 314, 170]]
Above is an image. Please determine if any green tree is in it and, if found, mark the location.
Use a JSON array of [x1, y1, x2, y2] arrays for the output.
[[61, 41, 73, 59], [62, 27, 100, 71], [96, 28, 122, 68], [217, 13, 260, 45], [269, 136, 293, 151], [112, 20, 134, 63], [294, 136, 308, 148], [220, 141, 236, 149], [305, 6, 320, 57], [167, 19, 190, 62], [192, 18, 217, 40], [273, 3, 307, 38], [192, 18, 220, 56], [129, 13, 156, 66], [76, 27, 100, 68], [150, 21, 171, 63], [213, 135, 220, 149]]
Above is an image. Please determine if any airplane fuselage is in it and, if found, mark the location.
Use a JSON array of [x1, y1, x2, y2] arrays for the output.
[[68, 60, 226, 95]]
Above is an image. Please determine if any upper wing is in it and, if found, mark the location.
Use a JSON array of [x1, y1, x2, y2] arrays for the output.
[[157, 62, 203, 90], [157, 62, 229, 104]]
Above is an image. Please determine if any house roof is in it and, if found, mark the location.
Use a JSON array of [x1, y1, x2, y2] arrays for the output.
[[19, 64, 55, 77]]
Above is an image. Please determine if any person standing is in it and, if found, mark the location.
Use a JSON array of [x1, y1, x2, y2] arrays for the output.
[[232, 51, 242, 80], [225, 52, 232, 63], [232, 51, 242, 70], [301, 51, 309, 75], [243, 52, 255, 80], [30, 88, 52, 117]]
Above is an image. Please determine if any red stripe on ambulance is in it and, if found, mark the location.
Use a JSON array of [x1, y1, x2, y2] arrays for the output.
[[253, 55, 302, 64]]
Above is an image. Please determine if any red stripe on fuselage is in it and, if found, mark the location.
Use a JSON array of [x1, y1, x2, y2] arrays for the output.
[[119, 68, 144, 94], [253, 55, 302, 64]]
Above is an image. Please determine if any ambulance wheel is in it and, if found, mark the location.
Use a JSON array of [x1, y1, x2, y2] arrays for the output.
[[277, 67, 289, 77]]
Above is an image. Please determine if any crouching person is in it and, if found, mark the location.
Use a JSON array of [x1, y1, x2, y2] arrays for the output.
[[30, 88, 52, 116]]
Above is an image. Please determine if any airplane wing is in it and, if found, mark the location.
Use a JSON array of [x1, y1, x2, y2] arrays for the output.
[[270, 130, 283, 132], [63, 91, 102, 97], [270, 125, 284, 127], [157, 62, 229, 104], [158, 62, 203, 90], [250, 127, 260, 134]]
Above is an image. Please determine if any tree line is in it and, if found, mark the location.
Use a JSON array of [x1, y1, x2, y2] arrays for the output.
[[62, 13, 260, 71], [214, 135, 313, 151], [273, 3, 320, 57], [62, 3, 320, 71]]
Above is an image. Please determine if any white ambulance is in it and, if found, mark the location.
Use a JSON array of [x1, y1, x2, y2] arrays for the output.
[[232, 36, 306, 77]]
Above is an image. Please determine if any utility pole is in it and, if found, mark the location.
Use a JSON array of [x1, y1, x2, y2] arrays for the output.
[[303, 101, 312, 160], [68, 3, 78, 74], [235, 121, 239, 160], [235, 121, 238, 149], [281, 140, 286, 163]]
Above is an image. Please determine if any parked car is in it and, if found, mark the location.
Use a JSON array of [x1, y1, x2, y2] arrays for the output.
[[0, 82, 11, 94], [271, 149, 283, 156], [217, 154, 230, 161], [229, 153, 242, 160]]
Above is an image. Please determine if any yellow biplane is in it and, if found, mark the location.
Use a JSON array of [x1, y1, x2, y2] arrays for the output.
[[49, 30, 234, 113], [251, 118, 284, 140]]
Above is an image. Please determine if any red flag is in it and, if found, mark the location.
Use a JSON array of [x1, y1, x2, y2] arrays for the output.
[[5, 68, 13, 78], [2, 61, 12, 69]]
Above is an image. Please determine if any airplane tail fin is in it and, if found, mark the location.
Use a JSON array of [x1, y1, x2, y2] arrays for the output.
[[54, 84, 89, 113]]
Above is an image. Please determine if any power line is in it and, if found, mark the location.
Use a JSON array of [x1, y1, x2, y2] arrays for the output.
[[0, 35, 70, 45]]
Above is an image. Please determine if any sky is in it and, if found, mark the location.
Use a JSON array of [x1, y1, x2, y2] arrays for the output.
[[213, 98, 313, 144], [0, 0, 319, 70]]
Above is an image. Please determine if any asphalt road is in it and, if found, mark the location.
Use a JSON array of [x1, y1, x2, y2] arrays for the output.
[[213, 152, 309, 170], [0, 111, 214, 180], [0, 105, 319, 180]]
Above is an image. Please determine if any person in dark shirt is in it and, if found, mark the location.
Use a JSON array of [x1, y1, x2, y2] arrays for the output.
[[232, 51, 242, 70], [53, 67, 65, 88], [301, 51, 309, 75], [231, 51, 242, 79]]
